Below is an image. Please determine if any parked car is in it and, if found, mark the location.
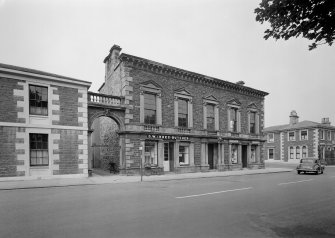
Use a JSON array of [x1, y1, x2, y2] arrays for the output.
[[296, 158, 326, 175]]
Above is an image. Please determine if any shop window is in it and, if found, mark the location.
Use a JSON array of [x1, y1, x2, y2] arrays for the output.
[[30, 133, 49, 166], [268, 148, 274, 160], [206, 104, 215, 131], [251, 145, 256, 162], [288, 131, 295, 141], [144, 141, 157, 165], [231, 144, 238, 164], [268, 133, 274, 142], [144, 93, 156, 124], [302, 146, 307, 158], [289, 146, 294, 159], [179, 145, 189, 165], [29, 85, 48, 116], [300, 130, 308, 140], [178, 98, 188, 127], [296, 146, 300, 159]]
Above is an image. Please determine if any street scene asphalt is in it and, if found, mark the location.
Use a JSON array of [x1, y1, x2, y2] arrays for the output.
[[1, 163, 335, 238]]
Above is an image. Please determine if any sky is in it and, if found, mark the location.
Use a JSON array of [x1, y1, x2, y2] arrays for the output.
[[0, 0, 334, 127]]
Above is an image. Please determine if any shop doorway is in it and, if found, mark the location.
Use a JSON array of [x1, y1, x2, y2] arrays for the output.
[[164, 142, 174, 172], [242, 145, 248, 168], [208, 143, 218, 170]]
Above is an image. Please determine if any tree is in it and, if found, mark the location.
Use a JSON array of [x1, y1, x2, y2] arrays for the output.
[[255, 0, 335, 50]]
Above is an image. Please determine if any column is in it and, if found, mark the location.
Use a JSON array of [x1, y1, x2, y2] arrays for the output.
[[189, 142, 195, 166], [88, 130, 93, 170], [158, 141, 164, 167], [201, 141, 207, 166], [238, 144, 242, 164]]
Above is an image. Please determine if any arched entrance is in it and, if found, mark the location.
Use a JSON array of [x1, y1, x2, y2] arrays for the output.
[[91, 116, 120, 171]]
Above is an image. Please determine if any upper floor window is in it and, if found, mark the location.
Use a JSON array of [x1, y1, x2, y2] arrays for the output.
[[229, 108, 238, 132], [320, 130, 325, 140], [327, 131, 331, 140], [268, 133, 274, 142], [206, 104, 215, 131], [144, 93, 156, 124], [30, 133, 49, 166], [29, 85, 48, 116], [249, 112, 256, 134], [300, 130, 308, 140], [288, 131, 295, 141], [178, 98, 188, 127]]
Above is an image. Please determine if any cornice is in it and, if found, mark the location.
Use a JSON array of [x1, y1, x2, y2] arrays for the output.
[[119, 53, 269, 98]]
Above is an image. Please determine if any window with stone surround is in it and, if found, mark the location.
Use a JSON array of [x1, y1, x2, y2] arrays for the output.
[[268, 133, 274, 142], [296, 146, 300, 159], [327, 131, 331, 140], [289, 146, 294, 159], [320, 130, 325, 140], [29, 85, 48, 116], [178, 98, 188, 127], [227, 99, 241, 133], [144, 93, 156, 124], [206, 104, 215, 131], [179, 144, 189, 165], [203, 96, 219, 131], [30, 133, 49, 166], [144, 141, 157, 166], [300, 130, 308, 140], [302, 146, 307, 158], [288, 131, 295, 141], [247, 103, 260, 134], [229, 108, 238, 132]]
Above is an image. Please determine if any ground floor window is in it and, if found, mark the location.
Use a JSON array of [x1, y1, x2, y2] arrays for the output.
[[145, 141, 157, 166], [268, 148, 274, 160], [251, 145, 256, 162], [30, 133, 49, 166], [289, 147, 294, 159], [296, 146, 300, 159], [179, 144, 189, 165], [302, 146, 307, 158], [231, 144, 238, 164]]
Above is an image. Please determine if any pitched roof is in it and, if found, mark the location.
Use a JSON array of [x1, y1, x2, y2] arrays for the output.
[[264, 120, 335, 132]]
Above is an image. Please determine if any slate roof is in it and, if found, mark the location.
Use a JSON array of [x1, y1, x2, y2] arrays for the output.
[[264, 120, 335, 132]]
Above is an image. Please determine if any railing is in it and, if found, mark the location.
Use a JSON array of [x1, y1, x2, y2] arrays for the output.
[[88, 91, 123, 106], [144, 125, 160, 132], [177, 128, 191, 134]]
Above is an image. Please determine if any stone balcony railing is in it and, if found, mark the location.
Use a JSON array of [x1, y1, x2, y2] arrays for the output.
[[88, 91, 124, 106]]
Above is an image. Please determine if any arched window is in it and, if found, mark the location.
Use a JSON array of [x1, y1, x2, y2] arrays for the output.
[[302, 146, 307, 158], [290, 147, 294, 159], [296, 146, 300, 159]]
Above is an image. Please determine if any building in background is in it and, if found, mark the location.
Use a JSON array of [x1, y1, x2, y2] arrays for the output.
[[0, 63, 91, 180], [264, 110, 335, 163], [95, 45, 269, 175]]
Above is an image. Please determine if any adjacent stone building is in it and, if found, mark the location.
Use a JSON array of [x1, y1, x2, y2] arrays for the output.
[[97, 45, 269, 175], [264, 110, 335, 163], [0, 63, 91, 180]]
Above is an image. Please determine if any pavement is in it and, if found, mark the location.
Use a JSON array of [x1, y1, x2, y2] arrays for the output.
[[0, 166, 293, 190]]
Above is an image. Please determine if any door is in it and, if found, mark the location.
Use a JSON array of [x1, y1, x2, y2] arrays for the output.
[[242, 145, 248, 168], [163, 143, 170, 172], [208, 144, 214, 169]]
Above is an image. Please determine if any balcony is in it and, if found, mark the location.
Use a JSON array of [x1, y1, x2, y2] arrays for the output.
[[88, 91, 124, 108]]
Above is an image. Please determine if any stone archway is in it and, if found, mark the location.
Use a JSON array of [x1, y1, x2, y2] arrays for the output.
[[88, 110, 125, 172]]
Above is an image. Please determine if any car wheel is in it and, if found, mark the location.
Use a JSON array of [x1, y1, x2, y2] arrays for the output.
[[321, 169, 324, 174]]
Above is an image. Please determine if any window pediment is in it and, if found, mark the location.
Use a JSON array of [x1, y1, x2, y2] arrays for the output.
[[140, 80, 162, 90], [247, 102, 258, 110], [175, 88, 191, 96], [227, 98, 241, 107]]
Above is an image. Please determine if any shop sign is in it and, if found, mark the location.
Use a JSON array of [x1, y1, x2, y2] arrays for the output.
[[147, 134, 189, 140]]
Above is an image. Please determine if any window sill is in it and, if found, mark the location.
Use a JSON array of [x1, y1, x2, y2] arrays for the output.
[[30, 166, 49, 169], [29, 114, 49, 118]]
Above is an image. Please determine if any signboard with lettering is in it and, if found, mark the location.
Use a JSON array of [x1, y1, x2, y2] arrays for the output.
[[147, 134, 190, 140]]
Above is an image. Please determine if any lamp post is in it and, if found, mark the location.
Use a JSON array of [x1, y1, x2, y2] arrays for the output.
[[139, 145, 143, 182]]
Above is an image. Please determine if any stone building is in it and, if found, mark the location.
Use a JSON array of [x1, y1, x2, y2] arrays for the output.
[[264, 110, 335, 162], [96, 45, 269, 175], [0, 63, 91, 180]]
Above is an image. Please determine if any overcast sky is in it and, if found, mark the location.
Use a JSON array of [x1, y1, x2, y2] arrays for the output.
[[0, 0, 334, 127]]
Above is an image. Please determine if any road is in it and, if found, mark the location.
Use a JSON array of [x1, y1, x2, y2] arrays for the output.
[[1, 168, 335, 238]]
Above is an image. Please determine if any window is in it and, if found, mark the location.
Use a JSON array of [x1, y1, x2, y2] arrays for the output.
[[178, 98, 188, 127], [302, 146, 307, 158], [30, 134, 48, 166], [29, 85, 48, 116], [229, 108, 238, 132], [268, 133, 274, 142], [300, 130, 308, 140], [296, 146, 300, 159], [289, 146, 294, 159], [144, 141, 157, 165], [231, 144, 238, 164], [249, 112, 256, 134], [251, 145, 256, 162], [288, 131, 295, 141], [206, 104, 215, 131], [179, 145, 189, 165], [268, 148, 274, 159], [320, 130, 325, 140], [327, 131, 331, 140], [144, 93, 156, 124]]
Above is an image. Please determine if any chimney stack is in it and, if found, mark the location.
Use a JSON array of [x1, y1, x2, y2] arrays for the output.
[[103, 45, 122, 80], [321, 118, 331, 125], [289, 110, 299, 125]]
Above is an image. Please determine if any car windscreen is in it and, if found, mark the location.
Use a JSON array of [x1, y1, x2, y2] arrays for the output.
[[300, 159, 315, 163]]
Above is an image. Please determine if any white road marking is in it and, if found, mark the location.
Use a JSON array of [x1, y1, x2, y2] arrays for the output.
[[175, 187, 253, 199], [278, 179, 313, 186]]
